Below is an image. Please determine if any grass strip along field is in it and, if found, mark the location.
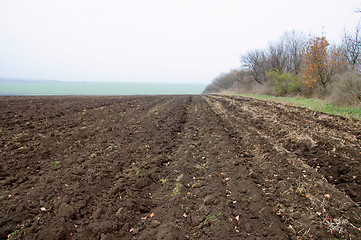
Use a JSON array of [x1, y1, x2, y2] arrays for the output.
[[233, 93, 361, 121], [0, 95, 360, 239]]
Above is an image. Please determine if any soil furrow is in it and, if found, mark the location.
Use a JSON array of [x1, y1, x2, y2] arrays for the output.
[[135, 96, 290, 239], [204, 95, 361, 239], [1, 95, 360, 240], [215, 95, 361, 204]]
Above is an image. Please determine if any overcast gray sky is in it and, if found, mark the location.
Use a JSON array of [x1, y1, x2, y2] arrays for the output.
[[0, 0, 360, 83]]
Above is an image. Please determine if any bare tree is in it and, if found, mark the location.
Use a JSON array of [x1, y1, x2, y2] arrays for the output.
[[283, 30, 307, 75], [241, 49, 267, 84], [241, 31, 307, 85], [343, 23, 361, 70], [267, 39, 288, 74]]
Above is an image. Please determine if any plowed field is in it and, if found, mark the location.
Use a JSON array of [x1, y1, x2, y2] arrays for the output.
[[1, 95, 361, 239]]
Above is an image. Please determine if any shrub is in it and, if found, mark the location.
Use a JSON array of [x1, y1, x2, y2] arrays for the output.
[[329, 71, 361, 106], [203, 70, 246, 94], [267, 70, 302, 96]]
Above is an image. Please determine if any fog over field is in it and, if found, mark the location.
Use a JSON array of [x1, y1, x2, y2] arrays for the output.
[[0, 0, 360, 85]]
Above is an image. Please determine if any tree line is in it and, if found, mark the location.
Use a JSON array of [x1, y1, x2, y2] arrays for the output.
[[203, 28, 361, 106]]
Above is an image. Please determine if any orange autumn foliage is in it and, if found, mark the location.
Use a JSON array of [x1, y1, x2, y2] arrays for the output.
[[302, 37, 346, 89]]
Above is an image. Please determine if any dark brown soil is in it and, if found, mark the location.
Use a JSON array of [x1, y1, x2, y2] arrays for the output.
[[0, 95, 360, 240]]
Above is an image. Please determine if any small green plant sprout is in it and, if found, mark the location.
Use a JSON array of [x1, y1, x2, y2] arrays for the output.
[[157, 178, 167, 185], [176, 173, 183, 182], [259, 207, 266, 213], [136, 168, 141, 175], [82, 108, 87, 114], [90, 153, 97, 158], [0, 128, 2, 133], [78, 117, 82, 122], [194, 106, 198, 112], [7, 229, 19, 239], [171, 174, 184, 196], [18, 146, 26, 150], [105, 143, 115, 151], [54, 161, 60, 167], [203, 214, 221, 227], [171, 182, 181, 196]]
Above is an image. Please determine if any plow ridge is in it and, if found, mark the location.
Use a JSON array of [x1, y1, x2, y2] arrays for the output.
[[0, 95, 360, 239]]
